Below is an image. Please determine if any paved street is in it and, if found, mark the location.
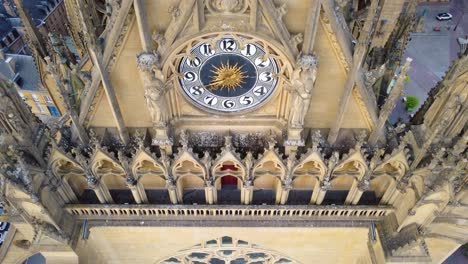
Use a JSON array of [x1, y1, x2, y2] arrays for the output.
[[389, 0, 467, 124]]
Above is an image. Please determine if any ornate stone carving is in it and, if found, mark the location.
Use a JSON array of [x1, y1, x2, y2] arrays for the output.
[[275, 3, 287, 18], [290, 33, 304, 49], [168, 5, 180, 18], [136, 52, 159, 72], [358, 178, 370, 192], [288, 54, 318, 128], [142, 72, 170, 127], [207, 0, 247, 14]]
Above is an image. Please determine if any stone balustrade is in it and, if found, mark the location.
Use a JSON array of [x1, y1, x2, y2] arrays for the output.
[[65, 204, 393, 221]]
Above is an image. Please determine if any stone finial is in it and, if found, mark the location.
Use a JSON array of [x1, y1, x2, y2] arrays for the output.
[[276, 3, 287, 18], [179, 130, 189, 150], [152, 31, 166, 47], [296, 54, 318, 70], [320, 179, 331, 191], [358, 179, 370, 192], [267, 133, 277, 150], [133, 130, 145, 150], [168, 5, 180, 18], [311, 130, 322, 152], [136, 52, 159, 72], [88, 129, 100, 150], [290, 33, 303, 49], [328, 151, 339, 169], [224, 135, 233, 151]]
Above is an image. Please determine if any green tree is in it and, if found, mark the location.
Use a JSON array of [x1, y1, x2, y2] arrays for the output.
[[405, 96, 419, 111]]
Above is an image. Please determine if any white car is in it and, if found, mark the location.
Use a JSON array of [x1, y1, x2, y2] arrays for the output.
[[436, 13, 453, 21]]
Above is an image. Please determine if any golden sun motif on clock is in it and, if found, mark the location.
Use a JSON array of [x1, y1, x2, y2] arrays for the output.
[[208, 61, 247, 91]]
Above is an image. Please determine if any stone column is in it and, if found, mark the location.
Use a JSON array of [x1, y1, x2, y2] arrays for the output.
[[279, 184, 292, 205], [315, 180, 331, 205], [241, 180, 254, 205], [118, 150, 148, 204], [379, 179, 397, 205], [58, 182, 78, 204], [309, 181, 321, 204], [388, 181, 407, 206], [87, 176, 113, 204], [166, 180, 178, 204], [350, 179, 370, 205], [368, 58, 412, 146], [204, 179, 216, 205], [126, 177, 147, 204]]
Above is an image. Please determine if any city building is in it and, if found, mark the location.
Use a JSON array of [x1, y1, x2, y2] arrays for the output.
[[0, 50, 60, 117], [21, 0, 69, 38], [0, 0, 466, 263]]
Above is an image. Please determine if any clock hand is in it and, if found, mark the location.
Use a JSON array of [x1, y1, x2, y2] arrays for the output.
[[206, 79, 225, 87]]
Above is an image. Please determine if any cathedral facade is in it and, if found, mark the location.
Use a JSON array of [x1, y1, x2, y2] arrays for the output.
[[0, 0, 466, 263]]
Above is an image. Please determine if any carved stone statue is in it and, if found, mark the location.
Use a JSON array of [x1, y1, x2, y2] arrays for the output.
[[145, 79, 168, 126], [137, 52, 170, 127], [288, 54, 318, 128]]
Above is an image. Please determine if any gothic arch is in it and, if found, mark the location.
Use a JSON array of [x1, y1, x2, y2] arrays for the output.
[[50, 152, 87, 203], [212, 151, 246, 189], [133, 151, 167, 188], [373, 158, 408, 181], [91, 151, 130, 203], [172, 152, 206, 204], [292, 151, 326, 188], [252, 150, 285, 204]]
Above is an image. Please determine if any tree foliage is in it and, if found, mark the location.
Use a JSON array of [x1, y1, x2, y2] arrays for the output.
[[405, 96, 419, 110]]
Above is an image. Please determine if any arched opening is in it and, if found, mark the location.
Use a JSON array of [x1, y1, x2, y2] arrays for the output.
[[215, 164, 241, 204], [221, 175, 238, 189], [101, 174, 135, 204], [367, 175, 395, 205], [252, 175, 280, 205], [137, 160, 169, 204], [67, 174, 99, 204], [323, 175, 354, 205], [177, 175, 205, 204], [139, 174, 169, 204], [289, 176, 317, 205], [289, 160, 322, 204]]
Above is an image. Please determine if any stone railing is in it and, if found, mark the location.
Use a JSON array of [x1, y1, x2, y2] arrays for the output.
[[65, 204, 394, 221]]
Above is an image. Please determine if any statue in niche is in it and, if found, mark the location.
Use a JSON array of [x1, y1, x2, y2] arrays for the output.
[[288, 54, 318, 128]]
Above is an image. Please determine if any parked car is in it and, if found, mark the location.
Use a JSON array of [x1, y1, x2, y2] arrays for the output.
[[436, 13, 452, 21]]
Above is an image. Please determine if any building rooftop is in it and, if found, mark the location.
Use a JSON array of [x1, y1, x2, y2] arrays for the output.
[[0, 52, 42, 90], [22, 0, 61, 26]]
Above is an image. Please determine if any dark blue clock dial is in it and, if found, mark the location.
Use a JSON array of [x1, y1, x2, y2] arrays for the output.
[[178, 37, 279, 113], [199, 54, 257, 97]]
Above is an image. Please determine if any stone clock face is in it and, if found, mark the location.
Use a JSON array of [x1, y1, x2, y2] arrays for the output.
[[178, 37, 279, 113]]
